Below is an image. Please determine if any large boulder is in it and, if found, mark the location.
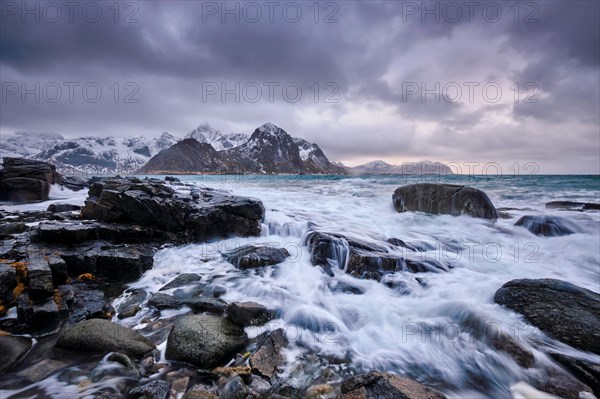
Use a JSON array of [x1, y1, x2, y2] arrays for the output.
[[514, 215, 578, 236], [81, 177, 264, 242], [56, 319, 156, 356], [340, 371, 447, 399], [223, 245, 289, 269], [0, 335, 33, 375], [392, 183, 497, 220], [494, 279, 600, 354], [165, 314, 247, 368], [0, 158, 61, 202]]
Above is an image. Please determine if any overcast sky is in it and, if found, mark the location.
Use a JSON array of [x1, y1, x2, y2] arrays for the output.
[[1, 0, 599, 173]]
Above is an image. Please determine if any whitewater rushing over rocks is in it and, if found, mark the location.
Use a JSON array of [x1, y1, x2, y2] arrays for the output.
[[1, 173, 599, 398]]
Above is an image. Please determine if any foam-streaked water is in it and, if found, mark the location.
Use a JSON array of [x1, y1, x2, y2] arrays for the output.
[[2, 175, 599, 398]]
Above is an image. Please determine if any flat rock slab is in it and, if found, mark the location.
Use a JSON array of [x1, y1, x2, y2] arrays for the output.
[[57, 318, 156, 356], [249, 328, 288, 380], [81, 177, 265, 242], [494, 279, 600, 354], [166, 314, 247, 368], [392, 183, 497, 220]]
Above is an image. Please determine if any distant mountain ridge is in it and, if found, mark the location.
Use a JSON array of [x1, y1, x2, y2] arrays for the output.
[[138, 123, 344, 175], [349, 160, 454, 175]]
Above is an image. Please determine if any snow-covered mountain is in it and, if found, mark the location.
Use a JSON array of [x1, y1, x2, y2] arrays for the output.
[[185, 124, 249, 151], [1, 131, 180, 174], [0, 132, 65, 159], [139, 122, 345, 174], [349, 160, 454, 175], [1, 123, 343, 175]]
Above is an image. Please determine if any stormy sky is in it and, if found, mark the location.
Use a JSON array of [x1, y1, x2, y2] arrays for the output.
[[1, 0, 599, 173]]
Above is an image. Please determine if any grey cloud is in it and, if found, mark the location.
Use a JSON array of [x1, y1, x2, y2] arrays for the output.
[[0, 0, 598, 173]]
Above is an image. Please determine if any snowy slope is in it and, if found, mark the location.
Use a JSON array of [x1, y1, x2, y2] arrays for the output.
[[1, 131, 180, 174], [185, 124, 249, 150]]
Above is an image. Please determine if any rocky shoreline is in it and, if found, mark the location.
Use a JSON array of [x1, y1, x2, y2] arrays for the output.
[[1, 158, 599, 399]]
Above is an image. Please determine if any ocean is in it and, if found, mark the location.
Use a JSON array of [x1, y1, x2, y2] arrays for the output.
[[2, 174, 599, 398]]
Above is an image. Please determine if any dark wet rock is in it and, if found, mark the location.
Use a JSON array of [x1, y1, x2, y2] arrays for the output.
[[0, 158, 61, 202], [227, 301, 275, 326], [182, 390, 219, 399], [159, 273, 203, 291], [0, 222, 28, 238], [81, 177, 264, 242], [107, 352, 141, 378], [545, 201, 600, 211], [494, 279, 600, 354], [47, 255, 68, 286], [223, 245, 289, 269], [550, 353, 600, 398], [534, 366, 596, 399], [340, 371, 447, 399], [220, 375, 249, 399], [16, 294, 61, 336], [130, 380, 171, 399], [249, 328, 288, 380], [26, 247, 54, 300], [57, 319, 156, 356], [148, 293, 227, 314], [392, 183, 497, 220], [47, 203, 81, 213], [166, 314, 247, 368], [59, 242, 155, 283], [117, 289, 146, 319], [514, 215, 578, 236], [0, 263, 18, 306], [306, 231, 447, 281], [34, 220, 173, 245], [0, 335, 33, 375], [61, 175, 88, 191], [55, 282, 111, 322], [164, 176, 181, 183], [328, 280, 366, 295]]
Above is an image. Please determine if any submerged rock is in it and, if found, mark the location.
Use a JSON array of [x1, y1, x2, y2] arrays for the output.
[[514, 215, 578, 236], [159, 273, 203, 291], [0, 158, 61, 202], [306, 231, 447, 280], [148, 293, 227, 314], [223, 245, 289, 269], [494, 279, 600, 354], [166, 314, 247, 368], [392, 183, 497, 220], [56, 319, 156, 356], [340, 371, 447, 399], [550, 353, 600, 398], [545, 201, 600, 211], [0, 335, 33, 375]]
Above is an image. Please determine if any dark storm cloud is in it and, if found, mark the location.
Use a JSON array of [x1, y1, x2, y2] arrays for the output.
[[0, 0, 598, 173]]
